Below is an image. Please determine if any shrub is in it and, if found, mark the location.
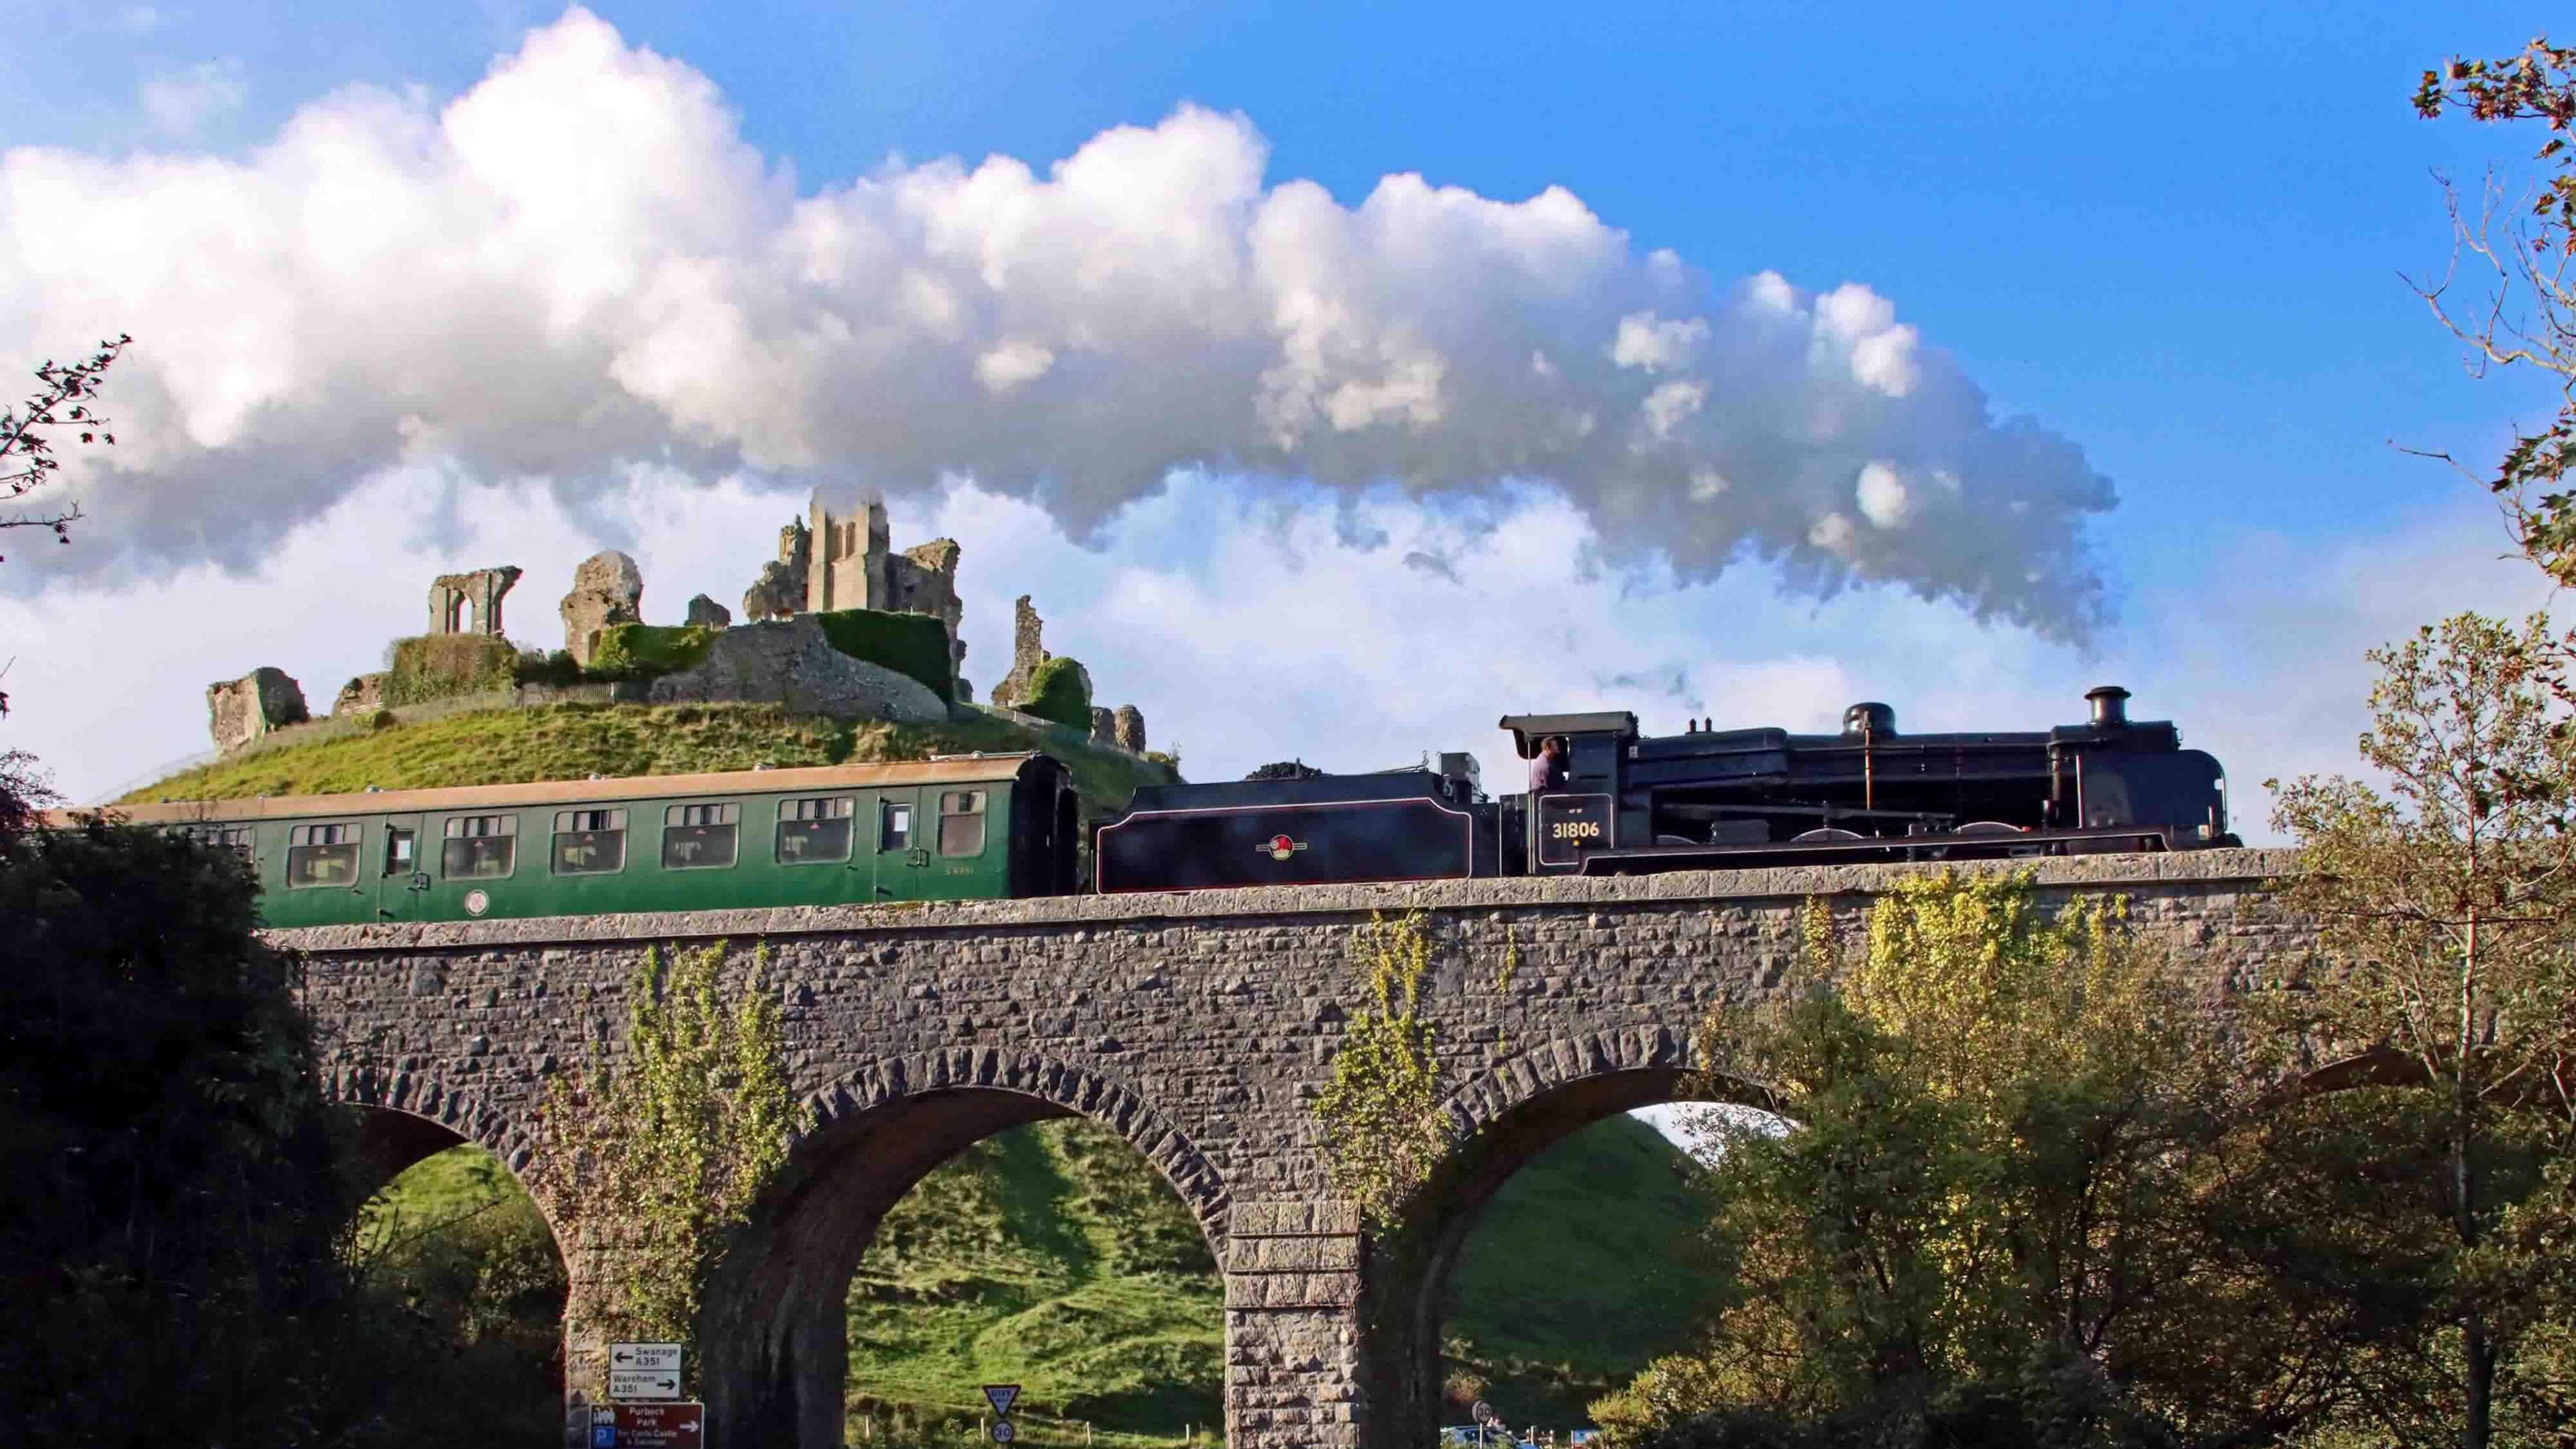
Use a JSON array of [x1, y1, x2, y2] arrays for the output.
[[384, 634, 517, 706], [512, 648, 584, 687], [1024, 655, 1092, 731], [586, 624, 712, 680], [812, 608, 955, 700]]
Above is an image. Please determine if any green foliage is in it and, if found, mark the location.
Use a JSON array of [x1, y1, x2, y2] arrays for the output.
[[385, 631, 519, 705], [0, 808, 350, 1444], [814, 607, 958, 700], [1599, 871, 2363, 1446], [526, 943, 806, 1355], [1312, 910, 1451, 1234], [512, 647, 585, 686], [1023, 655, 1093, 731], [586, 622, 714, 680], [350, 1146, 568, 1442]]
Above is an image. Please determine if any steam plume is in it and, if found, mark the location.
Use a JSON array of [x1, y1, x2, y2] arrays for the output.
[[0, 9, 2114, 633]]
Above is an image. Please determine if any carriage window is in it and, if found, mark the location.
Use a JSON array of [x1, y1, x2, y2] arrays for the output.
[[937, 790, 987, 857], [441, 814, 517, 879], [178, 823, 256, 865], [286, 822, 361, 888], [384, 827, 417, 877], [551, 808, 627, 875], [777, 796, 853, 864], [879, 799, 912, 852], [662, 802, 740, 869]]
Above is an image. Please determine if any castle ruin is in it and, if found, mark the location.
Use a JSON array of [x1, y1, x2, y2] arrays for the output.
[[425, 566, 521, 638], [743, 494, 967, 678]]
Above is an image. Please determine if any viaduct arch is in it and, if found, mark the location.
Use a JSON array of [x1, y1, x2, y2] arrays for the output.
[[283, 848, 2311, 1449]]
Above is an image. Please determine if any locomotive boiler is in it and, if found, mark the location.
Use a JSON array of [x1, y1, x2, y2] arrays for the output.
[[1090, 686, 2233, 893]]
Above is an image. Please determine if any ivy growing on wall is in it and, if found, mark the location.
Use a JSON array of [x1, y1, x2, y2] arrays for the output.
[[525, 943, 808, 1368], [1311, 910, 1452, 1234]]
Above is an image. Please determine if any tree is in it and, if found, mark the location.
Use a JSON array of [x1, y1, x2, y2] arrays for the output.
[[2270, 611, 2576, 1448], [0, 808, 358, 1446], [1595, 873, 2408, 1449], [0, 333, 127, 564], [2412, 40, 2576, 584], [525, 943, 805, 1362]]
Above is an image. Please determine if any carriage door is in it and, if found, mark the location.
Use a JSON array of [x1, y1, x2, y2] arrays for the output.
[[374, 812, 429, 921], [871, 788, 930, 900]]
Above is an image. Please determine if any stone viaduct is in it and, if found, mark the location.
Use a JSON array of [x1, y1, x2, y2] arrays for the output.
[[281, 849, 2316, 1449]]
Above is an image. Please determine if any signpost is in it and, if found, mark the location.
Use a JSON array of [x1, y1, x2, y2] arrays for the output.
[[596, 1402, 704, 1449], [983, 1383, 1021, 1443], [611, 1344, 684, 1373], [610, 1369, 684, 1401]]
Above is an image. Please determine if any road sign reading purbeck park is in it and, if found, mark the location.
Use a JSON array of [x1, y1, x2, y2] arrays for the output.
[[597, 1402, 704, 1449]]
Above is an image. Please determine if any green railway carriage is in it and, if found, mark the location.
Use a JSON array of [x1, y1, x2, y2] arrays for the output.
[[80, 754, 1079, 928]]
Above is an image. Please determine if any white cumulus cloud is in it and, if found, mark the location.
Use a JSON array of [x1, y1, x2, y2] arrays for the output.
[[3, 7, 2113, 635], [1856, 460, 1910, 527]]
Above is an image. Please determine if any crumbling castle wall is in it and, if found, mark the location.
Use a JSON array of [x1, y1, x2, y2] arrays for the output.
[[743, 521, 811, 623], [207, 667, 309, 753], [559, 551, 643, 665], [426, 566, 521, 638], [991, 595, 1048, 708]]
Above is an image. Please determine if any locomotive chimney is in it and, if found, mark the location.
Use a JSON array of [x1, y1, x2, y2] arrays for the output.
[[1841, 702, 1896, 738], [2086, 685, 2131, 729]]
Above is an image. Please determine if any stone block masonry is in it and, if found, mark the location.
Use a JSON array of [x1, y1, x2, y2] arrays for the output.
[[288, 849, 2313, 1449]]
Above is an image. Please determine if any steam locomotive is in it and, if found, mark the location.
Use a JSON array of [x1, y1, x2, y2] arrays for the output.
[[1091, 686, 2233, 893]]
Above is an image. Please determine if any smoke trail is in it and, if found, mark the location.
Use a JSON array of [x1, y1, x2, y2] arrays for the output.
[[0, 8, 2112, 634]]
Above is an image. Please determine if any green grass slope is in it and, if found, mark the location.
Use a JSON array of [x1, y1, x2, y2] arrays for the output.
[[1444, 1114, 1719, 1428], [119, 701, 1176, 816], [846, 1119, 1226, 1442]]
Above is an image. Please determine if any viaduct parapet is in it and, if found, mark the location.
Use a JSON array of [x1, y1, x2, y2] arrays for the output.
[[284, 849, 2313, 1449]]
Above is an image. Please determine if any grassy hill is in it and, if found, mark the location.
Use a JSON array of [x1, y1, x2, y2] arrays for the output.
[[120, 700, 1177, 817]]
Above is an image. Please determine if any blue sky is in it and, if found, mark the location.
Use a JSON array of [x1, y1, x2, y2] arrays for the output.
[[0, 2, 2565, 812]]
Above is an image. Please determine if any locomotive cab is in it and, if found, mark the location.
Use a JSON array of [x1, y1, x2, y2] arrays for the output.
[[1500, 711, 1638, 873]]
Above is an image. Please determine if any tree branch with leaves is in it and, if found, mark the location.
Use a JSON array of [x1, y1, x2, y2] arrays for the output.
[[523, 943, 808, 1378], [0, 333, 127, 563]]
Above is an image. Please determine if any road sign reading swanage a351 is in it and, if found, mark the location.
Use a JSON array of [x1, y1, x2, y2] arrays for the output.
[[611, 1343, 683, 1374]]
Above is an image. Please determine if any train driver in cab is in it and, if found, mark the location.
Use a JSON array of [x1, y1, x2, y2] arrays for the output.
[[1529, 735, 1568, 795]]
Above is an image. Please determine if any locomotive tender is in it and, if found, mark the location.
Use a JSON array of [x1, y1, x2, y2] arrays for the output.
[[85, 686, 2229, 925]]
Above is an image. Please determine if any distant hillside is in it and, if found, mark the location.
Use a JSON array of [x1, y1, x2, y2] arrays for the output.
[[119, 701, 1177, 817], [1445, 1113, 1719, 1427]]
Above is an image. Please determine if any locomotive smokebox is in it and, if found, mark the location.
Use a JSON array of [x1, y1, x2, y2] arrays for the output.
[[1841, 702, 1896, 738], [2086, 685, 2132, 729]]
